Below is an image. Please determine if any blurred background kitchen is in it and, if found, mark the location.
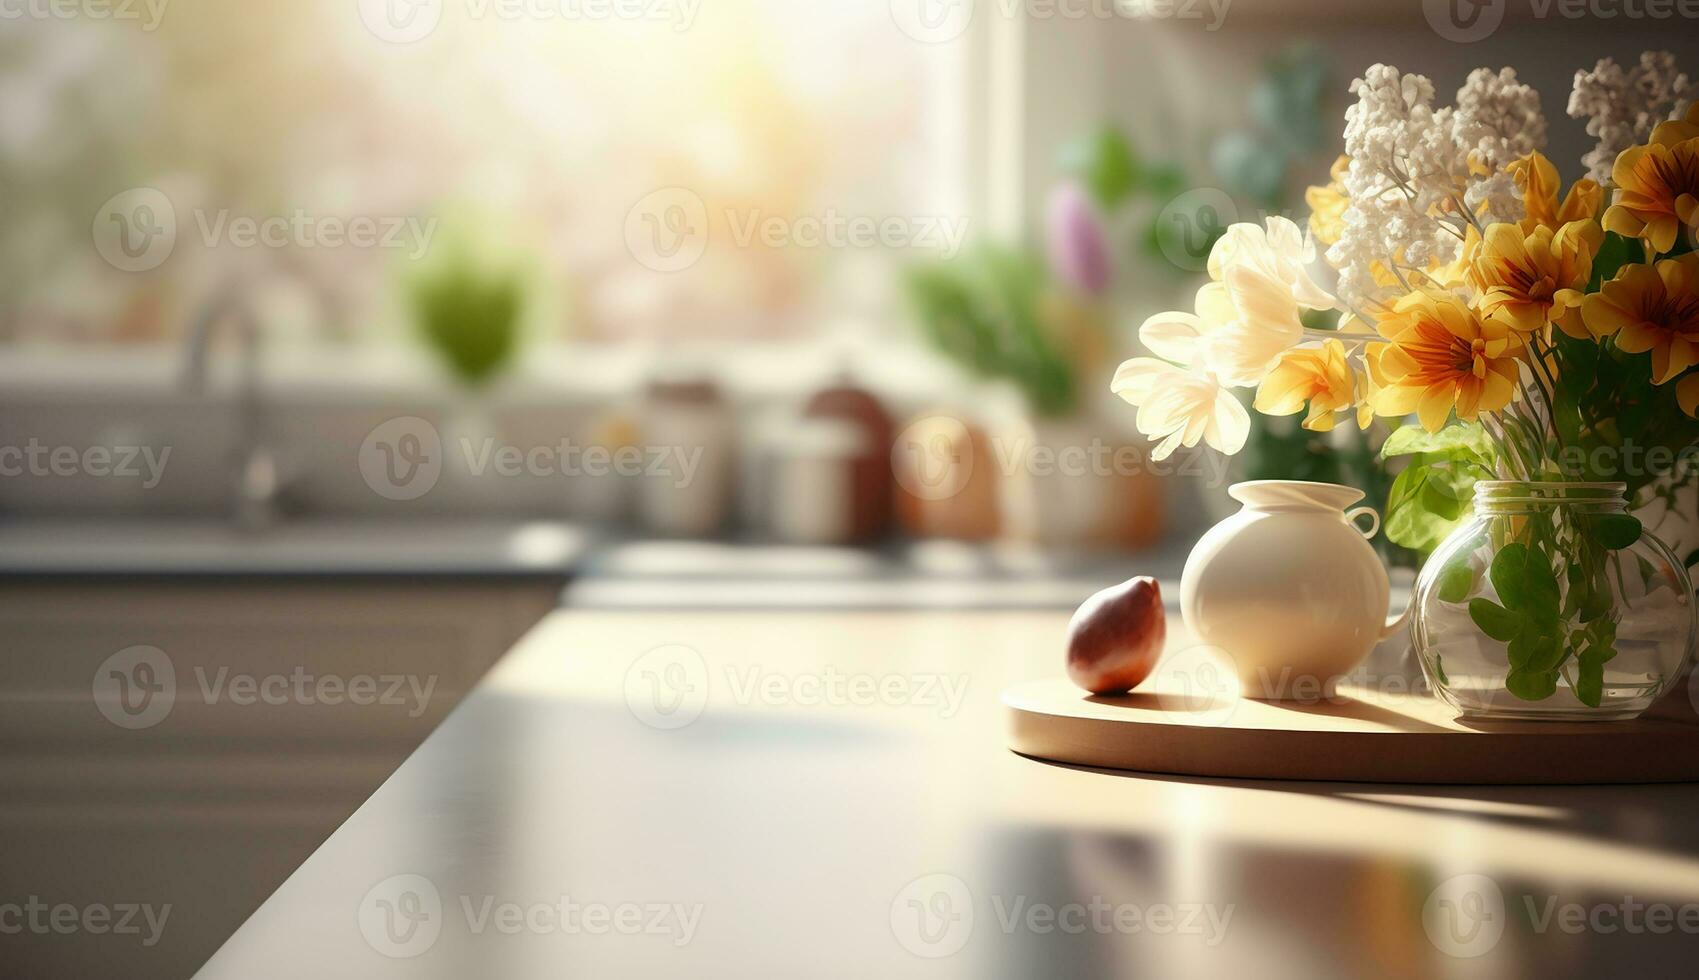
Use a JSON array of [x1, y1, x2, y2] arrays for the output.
[[5, 2, 1699, 977], [4, 1, 1686, 559]]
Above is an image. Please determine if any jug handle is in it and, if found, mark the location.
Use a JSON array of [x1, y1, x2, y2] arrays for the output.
[[1348, 506, 1414, 640]]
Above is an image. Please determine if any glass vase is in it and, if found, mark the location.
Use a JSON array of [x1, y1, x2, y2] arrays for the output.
[[1411, 481, 1697, 721]]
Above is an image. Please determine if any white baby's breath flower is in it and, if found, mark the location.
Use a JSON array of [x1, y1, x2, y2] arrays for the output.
[[1568, 51, 1696, 185], [1464, 171, 1523, 226], [1452, 67, 1548, 171], [1327, 63, 1538, 311]]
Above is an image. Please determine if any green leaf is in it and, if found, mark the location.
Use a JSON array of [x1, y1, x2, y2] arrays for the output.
[[1685, 548, 1698, 570], [1569, 558, 1612, 622], [1505, 667, 1559, 702], [1592, 514, 1643, 550], [1469, 598, 1524, 642], [1063, 127, 1140, 209], [1506, 631, 1535, 670], [1580, 587, 1613, 622], [1575, 657, 1604, 707], [1526, 632, 1566, 673], [1380, 423, 1491, 461], [411, 258, 526, 387], [1422, 464, 1483, 520], [1564, 562, 1585, 619], [1300, 307, 1342, 331], [1587, 616, 1619, 652], [1505, 631, 1561, 672], [1385, 459, 1474, 553], [1437, 559, 1477, 603], [1587, 232, 1640, 291], [1489, 543, 1533, 609], [1421, 477, 1465, 521], [1385, 464, 1430, 544], [1490, 543, 1560, 624], [1557, 330, 1600, 378], [1551, 387, 1584, 455], [1527, 555, 1561, 624], [1574, 634, 1618, 708]]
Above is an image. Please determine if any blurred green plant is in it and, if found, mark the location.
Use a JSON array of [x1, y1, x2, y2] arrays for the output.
[[902, 246, 1078, 418], [408, 248, 526, 388], [1057, 126, 1190, 268], [1060, 125, 1189, 214], [1211, 44, 1331, 210]]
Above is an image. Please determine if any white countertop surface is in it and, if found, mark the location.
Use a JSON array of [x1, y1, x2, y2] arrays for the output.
[[194, 607, 1699, 979]]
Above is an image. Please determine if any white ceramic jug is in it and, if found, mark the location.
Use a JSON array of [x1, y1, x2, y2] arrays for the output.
[[1180, 481, 1409, 700]]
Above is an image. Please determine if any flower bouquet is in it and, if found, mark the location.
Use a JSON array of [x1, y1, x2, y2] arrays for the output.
[[1116, 53, 1699, 718]]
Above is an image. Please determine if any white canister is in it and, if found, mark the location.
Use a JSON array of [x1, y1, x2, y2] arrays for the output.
[[767, 418, 867, 545], [637, 379, 735, 537], [1180, 480, 1409, 700]]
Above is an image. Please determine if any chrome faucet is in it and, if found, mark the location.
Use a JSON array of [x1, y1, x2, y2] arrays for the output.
[[183, 276, 283, 530]]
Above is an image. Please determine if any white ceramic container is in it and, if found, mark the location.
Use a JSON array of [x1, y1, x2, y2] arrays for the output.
[[1180, 480, 1409, 700]]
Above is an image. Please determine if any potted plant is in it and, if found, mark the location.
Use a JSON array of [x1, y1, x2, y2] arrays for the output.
[[903, 244, 1164, 548]]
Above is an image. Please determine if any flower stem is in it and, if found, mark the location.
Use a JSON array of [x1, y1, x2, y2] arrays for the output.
[[1301, 327, 1376, 343]]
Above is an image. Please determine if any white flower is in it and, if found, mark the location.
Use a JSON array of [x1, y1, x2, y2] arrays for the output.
[[1569, 51, 1696, 185], [1208, 216, 1336, 310], [1111, 217, 1330, 459], [1452, 67, 1548, 172], [1464, 170, 1523, 224], [1327, 63, 1540, 310], [1136, 290, 1221, 366], [1203, 270, 1305, 387], [1137, 217, 1328, 387], [1111, 357, 1249, 461]]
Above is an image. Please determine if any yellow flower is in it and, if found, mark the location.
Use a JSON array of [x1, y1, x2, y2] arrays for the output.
[[1602, 103, 1699, 255], [1581, 253, 1699, 383], [1305, 155, 1350, 246], [1371, 291, 1524, 433], [1679, 374, 1699, 419], [1426, 224, 1482, 290], [1509, 151, 1602, 232], [1356, 343, 1392, 430], [1253, 339, 1357, 432], [1468, 220, 1601, 339]]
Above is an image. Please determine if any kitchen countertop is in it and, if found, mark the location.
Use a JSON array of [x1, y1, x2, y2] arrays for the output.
[[195, 608, 1699, 979], [567, 538, 1200, 609]]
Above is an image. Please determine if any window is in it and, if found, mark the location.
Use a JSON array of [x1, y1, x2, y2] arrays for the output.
[[0, 0, 971, 349]]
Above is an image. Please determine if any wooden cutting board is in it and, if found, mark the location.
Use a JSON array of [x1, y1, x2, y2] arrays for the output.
[[1004, 676, 1699, 784]]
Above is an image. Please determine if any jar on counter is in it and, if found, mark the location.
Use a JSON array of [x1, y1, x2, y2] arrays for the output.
[[758, 416, 868, 546], [636, 378, 735, 537], [803, 380, 894, 542]]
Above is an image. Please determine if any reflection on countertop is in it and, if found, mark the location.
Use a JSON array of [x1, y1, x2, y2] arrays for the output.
[[194, 609, 1699, 980], [570, 537, 1199, 609]]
